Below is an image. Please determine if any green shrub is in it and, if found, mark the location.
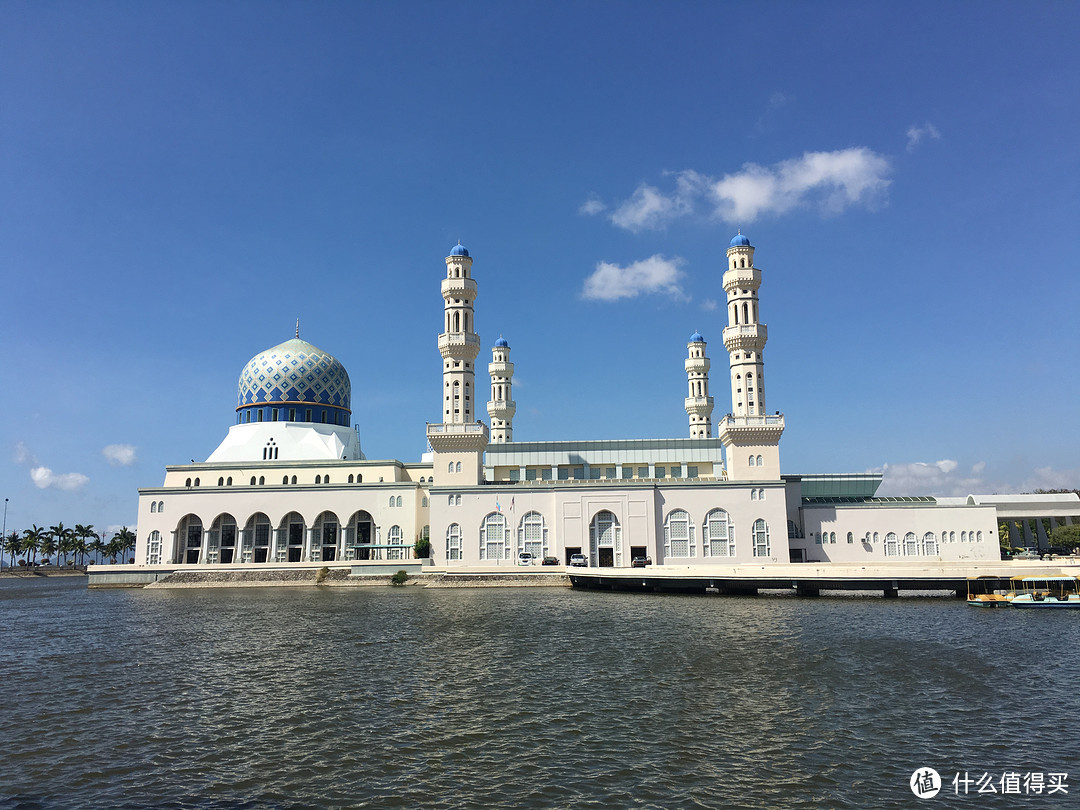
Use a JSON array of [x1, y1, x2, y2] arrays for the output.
[[414, 537, 431, 559], [316, 566, 330, 584], [391, 569, 408, 586]]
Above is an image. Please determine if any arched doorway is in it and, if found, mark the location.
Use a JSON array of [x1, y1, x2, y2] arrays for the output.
[[589, 510, 621, 567], [345, 511, 376, 560], [312, 511, 341, 562], [243, 512, 272, 563], [176, 515, 203, 564], [278, 512, 306, 562], [208, 514, 238, 564]]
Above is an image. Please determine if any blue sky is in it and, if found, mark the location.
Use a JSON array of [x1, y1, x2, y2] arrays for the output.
[[3, 1, 1078, 536]]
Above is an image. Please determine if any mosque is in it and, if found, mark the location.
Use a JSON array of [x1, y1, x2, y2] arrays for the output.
[[132, 235, 1077, 569]]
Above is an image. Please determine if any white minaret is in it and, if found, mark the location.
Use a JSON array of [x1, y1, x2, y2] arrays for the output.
[[723, 232, 767, 416], [487, 337, 516, 443], [439, 242, 481, 424], [684, 332, 714, 438], [717, 232, 784, 481], [427, 243, 488, 484]]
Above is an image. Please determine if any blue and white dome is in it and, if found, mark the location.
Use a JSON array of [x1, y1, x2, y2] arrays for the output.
[[450, 242, 470, 257], [730, 232, 751, 247], [689, 331, 705, 343], [494, 337, 509, 348], [236, 338, 352, 426]]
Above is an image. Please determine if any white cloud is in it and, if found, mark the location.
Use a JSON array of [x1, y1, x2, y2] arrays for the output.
[[578, 196, 606, 216], [1018, 466, 1080, 493], [102, 444, 137, 466], [602, 148, 891, 231], [874, 459, 984, 497], [582, 254, 687, 302], [30, 466, 89, 491], [906, 122, 941, 152], [700, 298, 718, 311], [13, 441, 35, 465]]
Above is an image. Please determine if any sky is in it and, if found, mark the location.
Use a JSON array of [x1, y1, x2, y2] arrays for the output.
[[2, 0, 1079, 538]]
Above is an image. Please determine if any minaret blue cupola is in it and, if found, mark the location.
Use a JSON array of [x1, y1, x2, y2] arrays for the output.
[[494, 336, 509, 348], [236, 337, 352, 427], [450, 242, 470, 257], [729, 231, 751, 247], [689, 331, 705, 343]]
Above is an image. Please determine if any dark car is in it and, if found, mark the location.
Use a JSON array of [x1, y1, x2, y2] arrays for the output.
[[541, 556, 560, 566], [631, 556, 652, 568]]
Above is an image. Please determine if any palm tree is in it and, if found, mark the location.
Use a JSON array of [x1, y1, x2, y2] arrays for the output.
[[49, 523, 73, 566], [114, 527, 137, 564], [89, 534, 107, 566], [39, 534, 57, 566], [3, 531, 20, 570], [74, 524, 94, 567], [21, 525, 45, 565]]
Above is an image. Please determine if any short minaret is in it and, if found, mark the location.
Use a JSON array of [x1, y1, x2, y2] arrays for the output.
[[487, 337, 516, 443], [684, 332, 714, 438], [427, 243, 489, 485], [717, 233, 784, 481]]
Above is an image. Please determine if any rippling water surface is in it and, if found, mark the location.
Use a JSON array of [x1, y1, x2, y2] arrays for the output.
[[1, 578, 1077, 808]]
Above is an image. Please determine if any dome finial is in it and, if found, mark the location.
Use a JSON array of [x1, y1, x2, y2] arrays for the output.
[[295, 318, 300, 339]]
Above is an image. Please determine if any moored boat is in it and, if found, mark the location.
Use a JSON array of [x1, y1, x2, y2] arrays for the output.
[[966, 575, 1013, 607], [1008, 576, 1080, 609]]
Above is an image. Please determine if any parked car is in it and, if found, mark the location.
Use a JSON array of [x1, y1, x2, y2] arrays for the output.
[[517, 552, 534, 566], [631, 556, 652, 568], [569, 554, 588, 567], [541, 556, 560, 566]]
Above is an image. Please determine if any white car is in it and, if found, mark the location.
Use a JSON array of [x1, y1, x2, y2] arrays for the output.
[[517, 552, 535, 566], [569, 553, 588, 567]]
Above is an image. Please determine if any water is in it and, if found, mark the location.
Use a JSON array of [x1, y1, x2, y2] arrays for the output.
[[1, 578, 1077, 808]]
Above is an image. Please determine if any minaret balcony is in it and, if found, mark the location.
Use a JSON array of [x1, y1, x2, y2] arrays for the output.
[[722, 267, 761, 293], [722, 324, 767, 351], [684, 395, 714, 412], [684, 357, 710, 374], [488, 361, 514, 376], [441, 277, 478, 299], [426, 421, 489, 452], [439, 333, 481, 358], [487, 400, 517, 418]]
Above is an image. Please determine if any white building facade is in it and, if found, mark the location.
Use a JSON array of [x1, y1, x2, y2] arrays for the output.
[[135, 235, 1076, 569]]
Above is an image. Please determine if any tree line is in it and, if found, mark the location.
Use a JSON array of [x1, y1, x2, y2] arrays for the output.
[[2, 523, 136, 569]]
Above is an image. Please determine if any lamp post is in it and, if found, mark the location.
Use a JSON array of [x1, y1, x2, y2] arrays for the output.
[[2, 498, 7, 570]]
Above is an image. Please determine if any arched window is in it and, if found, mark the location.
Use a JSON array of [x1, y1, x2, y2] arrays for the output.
[[847, 532, 854, 544], [748, 455, 756, 467], [904, 532, 918, 555], [146, 530, 162, 565], [752, 519, 770, 557], [387, 525, 403, 560], [226, 477, 232, 486], [396, 496, 403, 507], [949, 531, 956, 543], [756, 455, 763, 466], [389, 496, 395, 507], [217, 477, 224, 486], [150, 502, 157, 513], [961, 531, 967, 543], [448, 495, 454, 506], [976, 530, 983, 542], [250, 477, 256, 486], [324, 475, 330, 485], [885, 532, 899, 556], [316, 475, 322, 485], [447, 523, 462, 561], [589, 511, 621, 567], [750, 489, 758, 500], [291, 475, 297, 485], [480, 513, 509, 561], [185, 478, 192, 487], [194, 478, 200, 487], [448, 462, 454, 473], [456, 461, 462, 473], [517, 512, 547, 559], [422, 496, 428, 507], [873, 532, 879, 544], [258, 476, 264, 485], [455, 494, 461, 506], [283, 475, 289, 484], [348, 474, 354, 483], [830, 532, 836, 543], [923, 532, 938, 555], [664, 510, 694, 558], [704, 509, 734, 557], [158, 501, 164, 512], [355, 474, 361, 483]]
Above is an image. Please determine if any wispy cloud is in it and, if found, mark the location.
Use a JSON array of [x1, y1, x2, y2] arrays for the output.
[[14, 441, 89, 491], [590, 147, 891, 231], [102, 444, 137, 467], [906, 122, 941, 152], [875, 459, 985, 497], [578, 195, 606, 216], [700, 298, 718, 312], [582, 254, 687, 302]]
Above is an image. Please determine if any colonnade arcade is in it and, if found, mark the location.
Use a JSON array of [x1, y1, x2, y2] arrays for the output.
[[164, 511, 414, 565]]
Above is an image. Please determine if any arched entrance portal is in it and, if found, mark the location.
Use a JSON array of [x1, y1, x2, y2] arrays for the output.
[[208, 514, 238, 564], [244, 513, 272, 563], [345, 511, 377, 560], [176, 515, 203, 564], [589, 510, 622, 567], [279, 512, 306, 562], [312, 512, 341, 562]]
